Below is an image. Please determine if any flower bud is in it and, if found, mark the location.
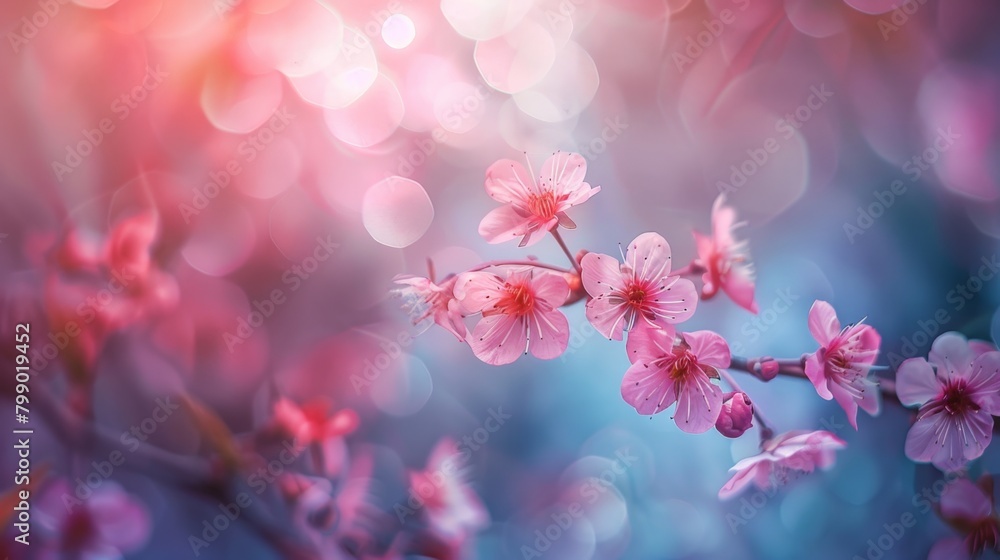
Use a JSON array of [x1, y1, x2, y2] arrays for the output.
[[751, 357, 779, 381], [716, 392, 754, 438]]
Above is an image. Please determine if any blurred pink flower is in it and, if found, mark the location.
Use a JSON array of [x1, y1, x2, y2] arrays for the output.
[[929, 478, 999, 560], [897, 333, 1000, 472], [621, 328, 729, 433], [408, 438, 489, 541], [273, 397, 360, 444], [282, 452, 380, 560], [717, 391, 755, 438], [455, 269, 569, 365], [693, 195, 759, 314], [38, 480, 151, 559], [582, 232, 698, 341], [393, 274, 466, 341], [273, 397, 359, 477], [719, 430, 846, 499], [104, 211, 158, 283], [478, 152, 600, 248], [804, 300, 882, 429]]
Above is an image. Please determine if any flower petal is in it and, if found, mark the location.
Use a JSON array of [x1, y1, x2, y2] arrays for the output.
[[621, 360, 676, 415], [454, 272, 505, 314], [967, 351, 1000, 414], [478, 204, 531, 245], [528, 308, 569, 360], [829, 381, 861, 430], [720, 264, 759, 314], [626, 323, 675, 365], [682, 330, 731, 369], [625, 232, 673, 284], [804, 352, 834, 400], [940, 478, 992, 521], [673, 374, 723, 433], [858, 377, 882, 416], [929, 331, 975, 375], [539, 152, 587, 197], [895, 358, 940, 407], [711, 194, 739, 246], [585, 295, 628, 341], [646, 277, 698, 325], [807, 300, 841, 347], [441, 298, 468, 341], [718, 462, 764, 500], [581, 252, 624, 296], [531, 271, 570, 309], [484, 158, 533, 205], [469, 314, 527, 365]]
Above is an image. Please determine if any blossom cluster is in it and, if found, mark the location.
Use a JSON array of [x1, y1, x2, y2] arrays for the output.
[[395, 152, 1000, 560]]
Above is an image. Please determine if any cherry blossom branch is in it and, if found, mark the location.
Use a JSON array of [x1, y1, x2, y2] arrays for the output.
[[729, 355, 1000, 434], [468, 259, 574, 274], [550, 229, 582, 274], [28, 383, 321, 559], [729, 355, 807, 380], [719, 367, 775, 441]]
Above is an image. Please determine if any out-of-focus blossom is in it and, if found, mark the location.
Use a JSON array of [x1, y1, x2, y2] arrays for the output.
[[393, 274, 466, 341], [407, 439, 489, 541], [897, 333, 1000, 472], [273, 397, 359, 477], [274, 397, 360, 444], [719, 430, 846, 499], [37, 480, 151, 559], [804, 300, 882, 429], [283, 452, 381, 560], [478, 152, 600, 248], [693, 195, 758, 314], [716, 391, 754, 438], [104, 211, 158, 282], [621, 328, 729, 433], [582, 232, 698, 341], [929, 477, 1000, 560], [455, 269, 569, 365]]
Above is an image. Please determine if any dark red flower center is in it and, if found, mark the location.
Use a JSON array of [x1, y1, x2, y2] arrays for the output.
[[967, 519, 1000, 555], [942, 380, 979, 416]]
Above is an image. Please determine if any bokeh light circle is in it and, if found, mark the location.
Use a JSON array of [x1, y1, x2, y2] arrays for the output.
[[362, 176, 434, 248], [381, 14, 416, 49]]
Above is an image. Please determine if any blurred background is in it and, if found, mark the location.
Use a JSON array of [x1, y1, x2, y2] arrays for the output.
[[2, 0, 1000, 558]]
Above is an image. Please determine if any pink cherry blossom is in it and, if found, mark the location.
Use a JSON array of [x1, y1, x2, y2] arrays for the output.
[[478, 152, 600, 248], [621, 328, 729, 433], [719, 430, 846, 499], [804, 300, 882, 429], [393, 274, 466, 341], [929, 478, 999, 560], [581, 232, 698, 341], [897, 333, 1000, 472], [408, 438, 490, 540], [454, 269, 569, 365], [38, 480, 151, 559], [693, 195, 759, 313]]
